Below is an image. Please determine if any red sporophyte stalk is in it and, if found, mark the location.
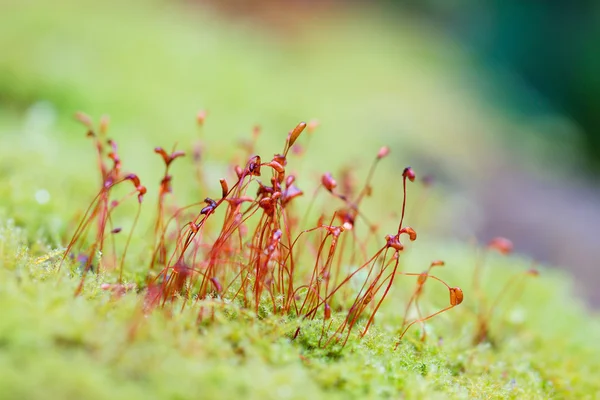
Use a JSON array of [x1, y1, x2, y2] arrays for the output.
[[62, 113, 464, 349], [59, 113, 147, 295], [152, 146, 185, 266], [471, 236, 539, 344], [397, 260, 446, 342]]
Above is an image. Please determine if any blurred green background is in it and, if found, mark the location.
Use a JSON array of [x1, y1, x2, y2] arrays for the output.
[[1, 0, 599, 303], [394, 0, 600, 172]]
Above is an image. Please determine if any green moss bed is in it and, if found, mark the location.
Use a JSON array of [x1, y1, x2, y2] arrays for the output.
[[1, 217, 600, 399], [1, 2, 599, 398]]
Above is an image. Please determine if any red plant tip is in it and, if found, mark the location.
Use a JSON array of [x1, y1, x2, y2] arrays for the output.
[[204, 198, 217, 207], [267, 160, 285, 174], [125, 174, 141, 187], [527, 268, 540, 276], [219, 178, 229, 198], [321, 172, 337, 192], [99, 115, 110, 134], [288, 122, 307, 148], [108, 152, 120, 165], [336, 209, 354, 227], [307, 119, 320, 133], [449, 287, 464, 306], [107, 139, 118, 153], [200, 198, 217, 215], [196, 110, 207, 126], [324, 225, 344, 237], [111, 227, 122, 234], [399, 226, 417, 241], [155, 147, 169, 164], [155, 148, 185, 166], [74, 111, 93, 129], [342, 221, 353, 231], [385, 234, 404, 251], [170, 150, 185, 162], [403, 167, 416, 182], [104, 177, 115, 189], [285, 175, 296, 187], [273, 154, 287, 167], [259, 197, 276, 216], [324, 303, 331, 320], [282, 184, 303, 206], [487, 237, 513, 255], [247, 155, 262, 176], [137, 186, 147, 203], [430, 260, 445, 267], [234, 165, 243, 178], [377, 146, 390, 159]]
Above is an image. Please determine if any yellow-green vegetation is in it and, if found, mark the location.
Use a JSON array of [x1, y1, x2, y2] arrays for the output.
[[1, 1, 599, 399], [2, 216, 600, 399]]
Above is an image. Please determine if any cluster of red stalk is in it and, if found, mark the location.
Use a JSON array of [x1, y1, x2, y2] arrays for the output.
[[60, 112, 466, 349], [472, 237, 539, 344]]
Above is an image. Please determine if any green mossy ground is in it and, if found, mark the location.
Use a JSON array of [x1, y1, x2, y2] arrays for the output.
[[1, 1, 599, 399], [2, 217, 599, 399]]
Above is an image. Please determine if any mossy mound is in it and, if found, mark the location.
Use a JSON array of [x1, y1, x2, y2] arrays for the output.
[[1, 221, 598, 399]]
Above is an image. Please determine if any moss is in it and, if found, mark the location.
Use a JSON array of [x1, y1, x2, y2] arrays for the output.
[[1, 1, 599, 398], [0, 220, 599, 399]]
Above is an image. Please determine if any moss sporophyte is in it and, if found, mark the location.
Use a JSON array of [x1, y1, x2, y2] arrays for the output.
[[6, 110, 596, 398], [60, 112, 541, 351]]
